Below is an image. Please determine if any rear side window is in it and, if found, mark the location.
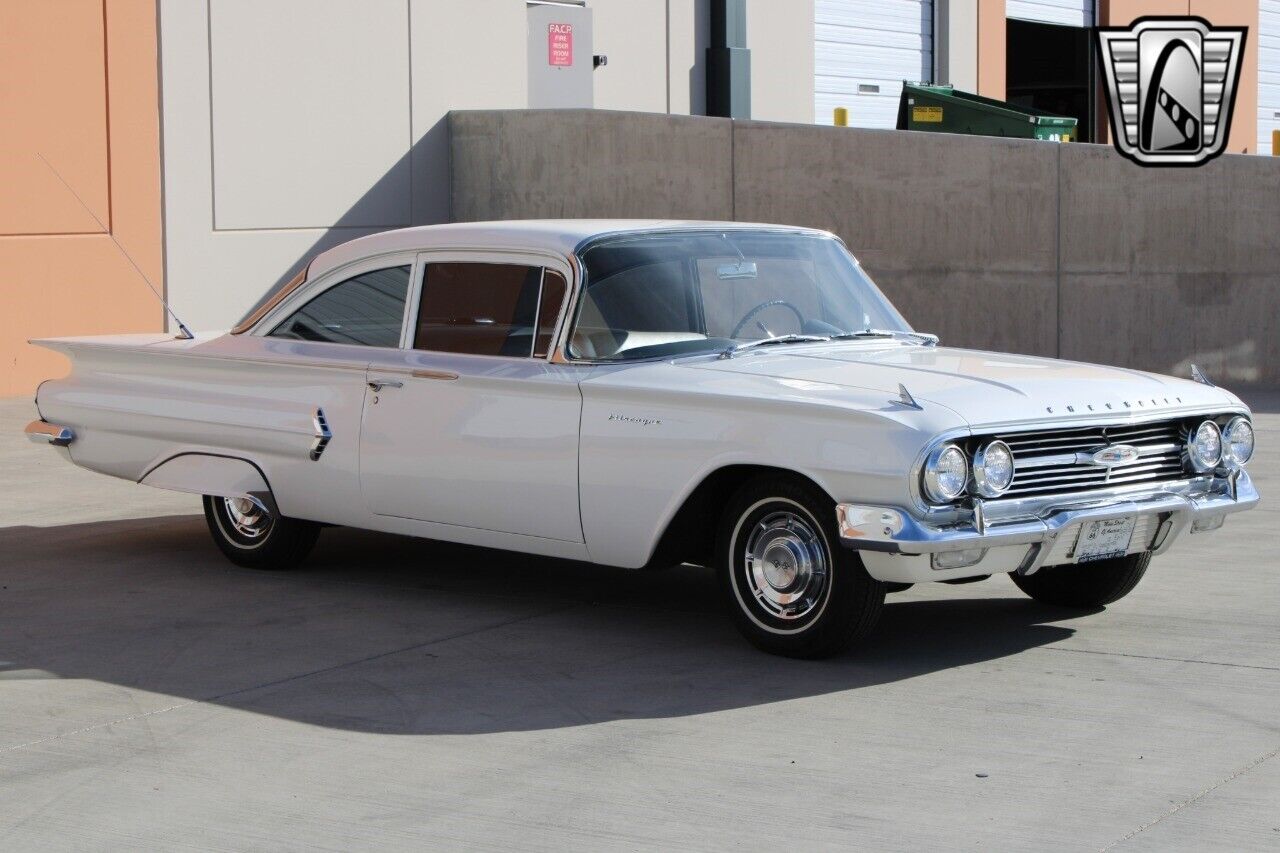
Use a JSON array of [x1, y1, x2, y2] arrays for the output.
[[414, 263, 544, 357], [268, 266, 410, 347]]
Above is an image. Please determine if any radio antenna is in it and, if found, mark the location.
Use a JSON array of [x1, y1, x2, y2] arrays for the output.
[[36, 153, 193, 340]]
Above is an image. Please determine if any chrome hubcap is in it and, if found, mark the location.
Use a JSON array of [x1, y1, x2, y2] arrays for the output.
[[744, 510, 828, 620], [223, 497, 270, 539]]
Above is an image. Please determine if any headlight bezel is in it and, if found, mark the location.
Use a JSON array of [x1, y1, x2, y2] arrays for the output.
[[1187, 419, 1223, 473], [922, 442, 969, 504], [1222, 416, 1254, 468], [972, 439, 1015, 498]]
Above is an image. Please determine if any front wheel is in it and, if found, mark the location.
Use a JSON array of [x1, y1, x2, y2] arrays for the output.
[[203, 495, 320, 570], [1009, 552, 1151, 608], [716, 475, 886, 658]]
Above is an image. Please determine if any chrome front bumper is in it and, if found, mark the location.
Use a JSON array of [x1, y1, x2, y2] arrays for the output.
[[837, 472, 1259, 582], [24, 420, 75, 447]]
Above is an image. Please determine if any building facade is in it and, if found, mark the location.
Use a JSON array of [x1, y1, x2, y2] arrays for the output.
[[1, 0, 1276, 395]]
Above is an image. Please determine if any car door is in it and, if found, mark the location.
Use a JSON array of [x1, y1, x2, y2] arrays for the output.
[[359, 252, 584, 542], [245, 254, 418, 526]]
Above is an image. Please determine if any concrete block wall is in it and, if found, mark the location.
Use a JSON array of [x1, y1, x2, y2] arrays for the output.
[[1059, 144, 1280, 385], [731, 122, 1061, 359], [450, 109, 1280, 387], [451, 110, 733, 222]]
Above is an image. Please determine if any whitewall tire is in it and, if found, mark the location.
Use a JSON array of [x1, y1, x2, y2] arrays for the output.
[[203, 495, 320, 570], [716, 475, 886, 658]]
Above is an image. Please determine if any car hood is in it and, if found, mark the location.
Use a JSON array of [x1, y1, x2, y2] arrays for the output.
[[682, 343, 1242, 429]]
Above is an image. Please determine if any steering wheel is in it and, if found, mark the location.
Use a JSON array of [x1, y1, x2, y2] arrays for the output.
[[729, 299, 805, 339]]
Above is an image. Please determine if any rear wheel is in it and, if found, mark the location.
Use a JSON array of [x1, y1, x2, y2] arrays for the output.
[[1010, 552, 1151, 608], [203, 495, 320, 570], [716, 475, 885, 658]]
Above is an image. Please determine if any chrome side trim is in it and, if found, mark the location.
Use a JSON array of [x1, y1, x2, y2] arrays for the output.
[[309, 409, 332, 461], [24, 420, 74, 447]]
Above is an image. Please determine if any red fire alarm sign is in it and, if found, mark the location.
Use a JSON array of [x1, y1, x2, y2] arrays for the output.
[[548, 23, 573, 66]]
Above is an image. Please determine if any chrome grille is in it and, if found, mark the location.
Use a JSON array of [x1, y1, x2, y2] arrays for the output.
[[994, 420, 1188, 499]]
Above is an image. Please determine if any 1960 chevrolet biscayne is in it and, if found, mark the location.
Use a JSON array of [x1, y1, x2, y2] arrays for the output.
[[25, 221, 1259, 657]]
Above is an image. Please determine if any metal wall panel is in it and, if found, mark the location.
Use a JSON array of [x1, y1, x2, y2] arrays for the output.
[[814, 0, 933, 128], [1259, 0, 1280, 155], [158, 0, 818, 331], [1006, 0, 1095, 28], [208, 0, 411, 230]]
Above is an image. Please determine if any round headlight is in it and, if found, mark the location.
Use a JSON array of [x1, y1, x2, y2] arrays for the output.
[[1187, 420, 1223, 472], [973, 440, 1015, 497], [1223, 416, 1254, 467], [923, 443, 968, 503]]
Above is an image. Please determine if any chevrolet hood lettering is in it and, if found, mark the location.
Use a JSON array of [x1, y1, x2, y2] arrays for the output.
[[685, 344, 1236, 427]]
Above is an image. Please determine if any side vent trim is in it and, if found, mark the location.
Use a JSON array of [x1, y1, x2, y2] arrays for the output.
[[310, 408, 332, 461]]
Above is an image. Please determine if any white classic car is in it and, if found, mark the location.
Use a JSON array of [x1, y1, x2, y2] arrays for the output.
[[26, 220, 1259, 657]]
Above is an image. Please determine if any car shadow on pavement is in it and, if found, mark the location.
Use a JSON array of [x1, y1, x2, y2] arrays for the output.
[[1, 515, 1081, 736]]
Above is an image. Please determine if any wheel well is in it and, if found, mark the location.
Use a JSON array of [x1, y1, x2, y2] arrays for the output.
[[643, 465, 832, 570]]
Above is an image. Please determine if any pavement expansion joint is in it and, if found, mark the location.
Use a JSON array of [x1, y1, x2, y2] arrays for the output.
[[1100, 743, 1280, 851], [1044, 645, 1280, 673]]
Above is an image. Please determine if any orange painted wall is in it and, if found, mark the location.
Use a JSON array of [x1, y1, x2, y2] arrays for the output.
[[0, 0, 163, 398], [977, 0, 1007, 99], [1097, 1, 1260, 153], [1190, 0, 1260, 154]]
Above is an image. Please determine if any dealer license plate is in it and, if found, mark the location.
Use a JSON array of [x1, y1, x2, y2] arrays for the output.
[[1074, 516, 1137, 563]]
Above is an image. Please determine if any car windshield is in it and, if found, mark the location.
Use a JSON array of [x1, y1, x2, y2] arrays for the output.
[[568, 230, 912, 361]]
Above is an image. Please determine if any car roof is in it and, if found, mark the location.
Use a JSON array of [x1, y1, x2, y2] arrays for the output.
[[306, 219, 835, 281]]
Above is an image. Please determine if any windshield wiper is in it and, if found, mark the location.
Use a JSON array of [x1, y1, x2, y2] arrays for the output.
[[830, 329, 939, 346], [718, 334, 829, 359]]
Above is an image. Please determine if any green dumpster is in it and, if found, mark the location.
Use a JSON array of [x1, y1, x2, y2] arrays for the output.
[[896, 82, 1077, 142]]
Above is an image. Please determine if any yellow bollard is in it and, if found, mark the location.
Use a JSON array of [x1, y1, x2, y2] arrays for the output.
[[833, 107, 848, 127], [1273, 129, 1280, 156]]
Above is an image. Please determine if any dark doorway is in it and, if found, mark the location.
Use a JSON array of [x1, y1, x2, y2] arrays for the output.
[[1006, 18, 1095, 142]]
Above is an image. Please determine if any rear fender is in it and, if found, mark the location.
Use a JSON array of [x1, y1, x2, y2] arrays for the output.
[[140, 453, 277, 515]]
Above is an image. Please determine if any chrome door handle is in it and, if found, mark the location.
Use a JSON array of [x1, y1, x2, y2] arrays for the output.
[[367, 379, 404, 392]]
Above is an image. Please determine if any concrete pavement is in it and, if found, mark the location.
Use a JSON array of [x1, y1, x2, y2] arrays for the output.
[[1, 394, 1277, 850]]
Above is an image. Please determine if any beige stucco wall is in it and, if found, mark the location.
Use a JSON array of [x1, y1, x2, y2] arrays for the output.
[[158, 0, 531, 332], [0, 0, 164, 397], [938, 0, 981, 92], [159, 0, 816, 332], [747, 0, 815, 123]]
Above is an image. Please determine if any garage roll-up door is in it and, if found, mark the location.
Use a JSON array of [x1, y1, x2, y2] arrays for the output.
[[815, 0, 933, 128], [1006, 1, 1094, 28], [1261, 0, 1280, 155]]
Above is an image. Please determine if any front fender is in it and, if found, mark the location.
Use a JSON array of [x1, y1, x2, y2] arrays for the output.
[[578, 363, 967, 567]]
